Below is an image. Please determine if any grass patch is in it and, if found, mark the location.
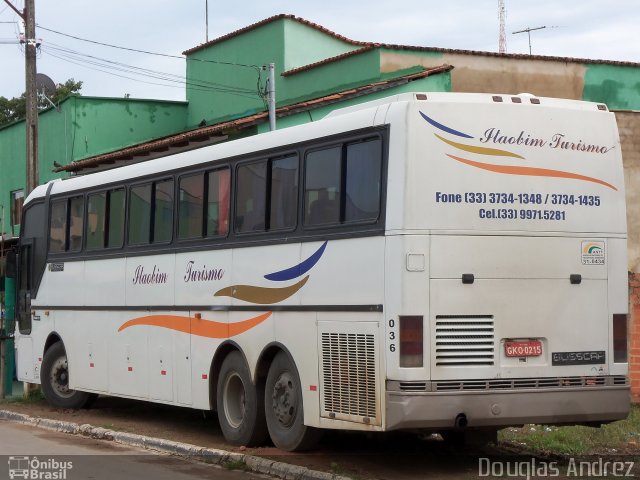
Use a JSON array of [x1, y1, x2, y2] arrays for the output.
[[499, 404, 640, 455], [223, 459, 248, 471], [0, 389, 44, 404]]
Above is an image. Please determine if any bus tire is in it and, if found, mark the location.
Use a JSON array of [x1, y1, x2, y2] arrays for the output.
[[216, 351, 268, 447], [265, 351, 322, 451], [41, 341, 95, 409]]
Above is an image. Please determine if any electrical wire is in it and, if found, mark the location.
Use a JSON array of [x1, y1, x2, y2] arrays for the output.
[[44, 42, 258, 95], [36, 24, 261, 71], [40, 48, 261, 100]]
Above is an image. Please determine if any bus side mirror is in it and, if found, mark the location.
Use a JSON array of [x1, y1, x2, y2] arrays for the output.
[[5, 249, 16, 279]]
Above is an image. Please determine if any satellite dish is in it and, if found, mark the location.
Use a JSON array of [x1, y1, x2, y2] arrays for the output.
[[36, 73, 56, 97]]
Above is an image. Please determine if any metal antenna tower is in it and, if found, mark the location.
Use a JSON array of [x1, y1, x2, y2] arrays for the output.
[[498, 0, 507, 53]]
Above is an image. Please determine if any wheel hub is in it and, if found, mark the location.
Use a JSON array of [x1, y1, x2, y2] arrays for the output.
[[223, 373, 246, 428], [50, 357, 73, 398], [271, 372, 296, 427]]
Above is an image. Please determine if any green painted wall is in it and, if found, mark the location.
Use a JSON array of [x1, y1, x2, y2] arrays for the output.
[[583, 64, 640, 110], [0, 121, 29, 236], [185, 18, 361, 128], [283, 20, 359, 71], [69, 97, 187, 159], [0, 95, 187, 232], [282, 49, 383, 106], [186, 21, 286, 128]]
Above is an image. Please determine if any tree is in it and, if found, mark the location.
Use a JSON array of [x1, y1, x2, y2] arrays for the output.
[[0, 78, 82, 126]]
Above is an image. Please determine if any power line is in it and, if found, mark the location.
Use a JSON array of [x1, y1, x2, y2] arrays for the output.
[[40, 48, 260, 100], [44, 42, 258, 95], [36, 24, 261, 71]]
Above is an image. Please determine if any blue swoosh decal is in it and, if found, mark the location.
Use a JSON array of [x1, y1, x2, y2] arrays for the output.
[[264, 241, 328, 281], [419, 111, 474, 139]]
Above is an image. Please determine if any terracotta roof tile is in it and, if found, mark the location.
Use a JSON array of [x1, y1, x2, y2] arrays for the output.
[[183, 14, 639, 69], [183, 14, 367, 55]]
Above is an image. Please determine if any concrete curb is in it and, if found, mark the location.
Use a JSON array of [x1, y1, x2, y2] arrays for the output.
[[0, 409, 351, 480]]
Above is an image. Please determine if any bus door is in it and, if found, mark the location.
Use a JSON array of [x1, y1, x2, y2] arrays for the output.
[[14, 240, 36, 381], [16, 240, 33, 335]]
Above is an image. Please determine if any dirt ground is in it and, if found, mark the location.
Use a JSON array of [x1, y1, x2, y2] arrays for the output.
[[2, 395, 639, 480]]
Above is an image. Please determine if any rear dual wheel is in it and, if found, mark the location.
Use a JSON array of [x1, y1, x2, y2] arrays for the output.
[[216, 351, 268, 446], [216, 350, 321, 451], [264, 352, 321, 451]]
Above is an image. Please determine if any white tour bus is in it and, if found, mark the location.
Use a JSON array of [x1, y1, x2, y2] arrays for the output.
[[10, 92, 629, 451]]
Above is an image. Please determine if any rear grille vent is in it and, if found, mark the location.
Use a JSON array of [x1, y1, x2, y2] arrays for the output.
[[613, 376, 628, 385], [321, 332, 377, 420], [435, 376, 615, 391], [435, 315, 494, 366], [399, 381, 428, 392]]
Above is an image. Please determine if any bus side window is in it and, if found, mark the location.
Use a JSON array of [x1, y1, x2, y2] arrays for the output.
[[179, 173, 204, 239], [153, 179, 174, 243], [107, 189, 125, 248], [304, 147, 341, 226], [128, 184, 152, 245], [68, 196, 84, 251], [270, 155, 298, 230], [345, 139, 382, 222], [49, 200, 67, 253], [87, 192, 106, 250], [236, 162, 267, 233], [207, 167, 230, 237]]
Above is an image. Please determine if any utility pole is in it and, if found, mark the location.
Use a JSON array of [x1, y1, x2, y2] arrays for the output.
[[24, 0, 39, 195], [512, 26, 546, 55], [498, 0, 507, 53], [267, 63, 276, 131], [205, 0, 209, 42], [2, 0, 38, 399]]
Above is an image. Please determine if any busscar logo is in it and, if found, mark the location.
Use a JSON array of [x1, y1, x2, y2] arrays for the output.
[[552, 350, 606, 366], [8, 456, 73, 479]]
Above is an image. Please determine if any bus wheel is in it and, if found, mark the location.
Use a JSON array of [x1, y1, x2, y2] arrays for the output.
[[216, 351, 268, 447], [265, 352, 322, 451], [41, 341, 96, 409]]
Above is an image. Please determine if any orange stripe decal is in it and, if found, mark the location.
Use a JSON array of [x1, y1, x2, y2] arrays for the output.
[[214, 276, 309, 304], [117, 312, 272, 338], [435, 134, 524, 159], [447, 154, 617, 191]]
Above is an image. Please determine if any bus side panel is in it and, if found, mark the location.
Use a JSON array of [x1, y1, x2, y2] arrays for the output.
[[66, 310, 109, 392], [608, 237, 629, 377], [125, 256, 175, 307], [383, 234, 431, 382], [84, 258, 126, 306], [108, 313, 149, 399], [175, 250, 231, 307]]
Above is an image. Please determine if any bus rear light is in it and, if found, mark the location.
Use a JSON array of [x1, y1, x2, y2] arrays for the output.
[[613, 314, 628, 363], [399, 315, 423, 367]]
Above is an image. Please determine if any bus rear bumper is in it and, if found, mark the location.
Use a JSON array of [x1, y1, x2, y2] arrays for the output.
[[385, 386, 630, 431]]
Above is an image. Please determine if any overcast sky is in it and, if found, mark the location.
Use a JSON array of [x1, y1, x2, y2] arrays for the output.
[[0, 1, 638, 102]]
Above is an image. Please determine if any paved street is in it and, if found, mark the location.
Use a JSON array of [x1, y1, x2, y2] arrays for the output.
[[0, 421, 267, 480]]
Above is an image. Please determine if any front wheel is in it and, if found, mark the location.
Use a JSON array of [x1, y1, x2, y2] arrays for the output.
[[265, 352, 322, 451], [41, 341, 96, 409]]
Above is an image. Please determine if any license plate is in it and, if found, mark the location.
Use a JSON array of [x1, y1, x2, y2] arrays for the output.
[[505, 340, 542, 357]]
